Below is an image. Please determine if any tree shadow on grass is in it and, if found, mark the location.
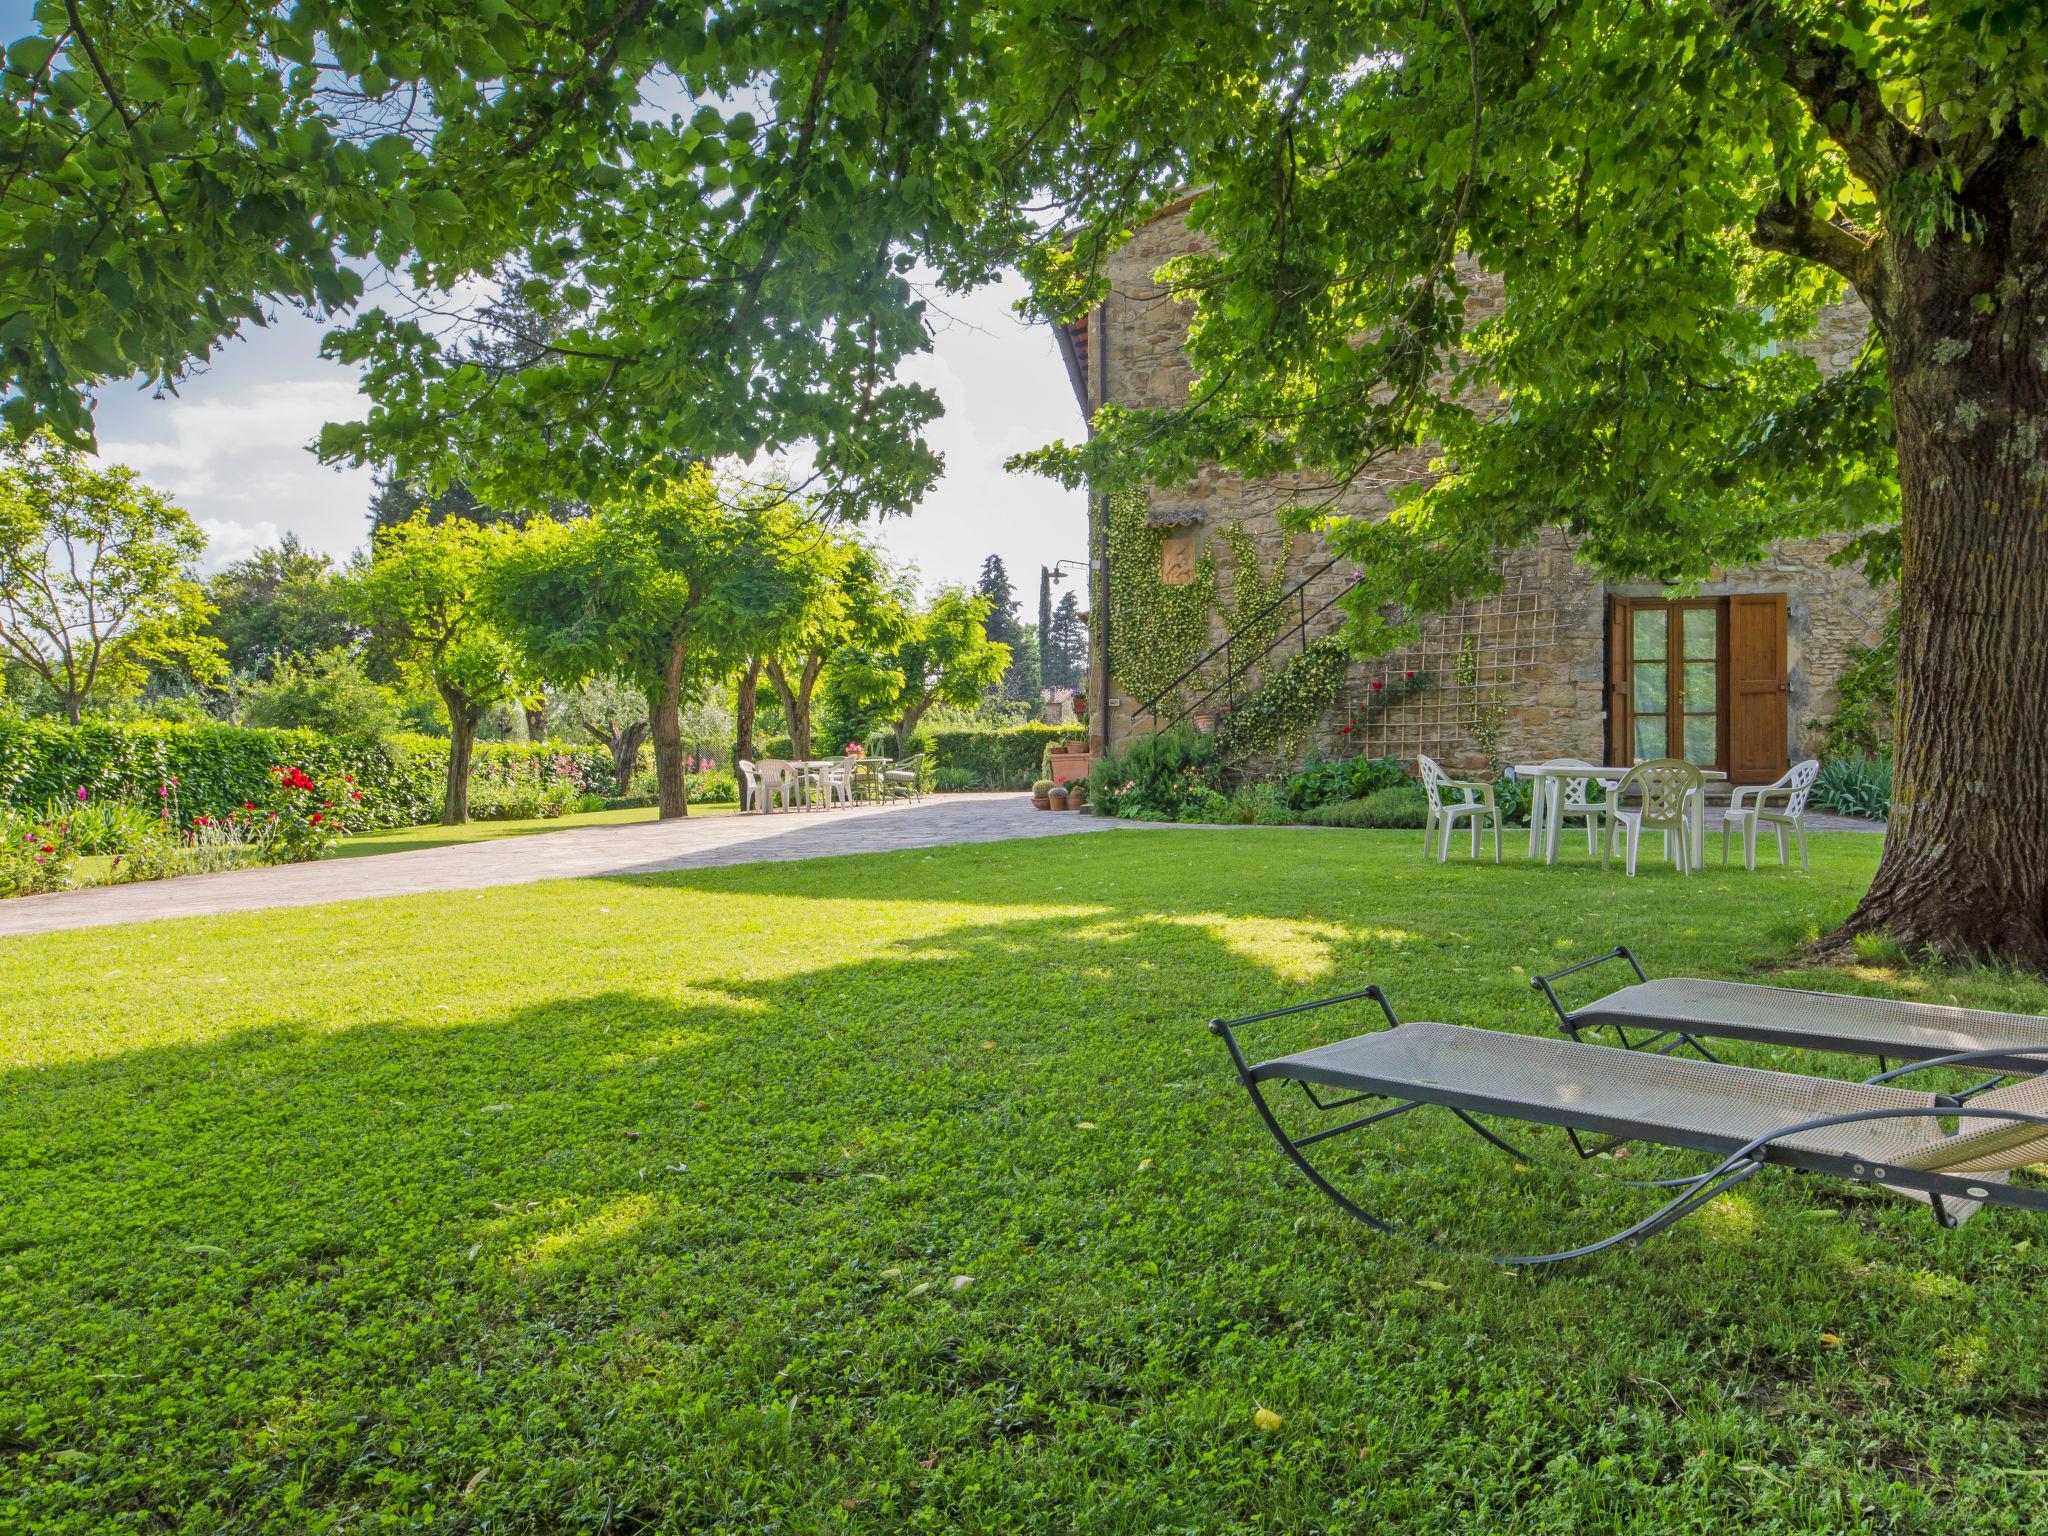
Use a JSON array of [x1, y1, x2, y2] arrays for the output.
[[7, 875, 2048, 1531]]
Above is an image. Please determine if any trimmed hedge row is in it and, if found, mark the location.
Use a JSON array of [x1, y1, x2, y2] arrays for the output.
[[926, 725, 1086, 791], [0, 719, 611, 829]]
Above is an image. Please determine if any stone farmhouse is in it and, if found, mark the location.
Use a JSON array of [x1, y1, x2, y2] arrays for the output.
[[1052, 193, 1889, 785]]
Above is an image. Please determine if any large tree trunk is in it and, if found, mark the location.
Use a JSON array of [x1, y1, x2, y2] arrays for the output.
[[649, 651, 691, 820], [608, 721, 648, 797], [766, 659, 809, 760], [440, 688, 477, 826], [523, 701, 546, 742], [1826, 243, 2048, 967], [893, 697, 931, 762], [734, 656, 762, 771]]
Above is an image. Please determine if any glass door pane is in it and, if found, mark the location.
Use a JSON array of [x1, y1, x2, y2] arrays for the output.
[[1630, 605, 1670, 761], [1678, 605, 1719, 767]]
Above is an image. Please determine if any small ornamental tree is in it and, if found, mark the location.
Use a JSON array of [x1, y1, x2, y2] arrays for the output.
[[767, 539, 905, 760], [0, 434, 221, 722], [842, 589, 1010, 758], [349, 515, 521, 825], [489, 471, 820, 818]]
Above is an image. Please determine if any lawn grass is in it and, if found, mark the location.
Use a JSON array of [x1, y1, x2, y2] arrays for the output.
[[320, 801, 735, 859], [6, 828, 2048, 1532]]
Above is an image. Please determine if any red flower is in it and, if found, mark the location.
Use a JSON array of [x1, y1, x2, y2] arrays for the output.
[[244, 802, 256, 811], [1340, 725, 1353, 735], [1371, 679, 1385, 692], [309, 813, 323, 825], [350, 792, 363, 801], [1404, 670, 1416, 680]]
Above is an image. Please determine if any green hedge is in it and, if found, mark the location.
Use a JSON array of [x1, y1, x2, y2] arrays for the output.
[[926, 725, 1087, 791], [0, 719, 611, 829]]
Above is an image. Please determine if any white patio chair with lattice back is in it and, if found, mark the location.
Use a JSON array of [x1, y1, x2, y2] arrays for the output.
[[755, 759, 802, 814], [1722, 758, 1821, 871], [1603, 757, 1704, 876], [1528, 757, 1608, 858], [1417, 754, 1502, 864], [823, 756, 858, 809], [738, 758, 766, 814]]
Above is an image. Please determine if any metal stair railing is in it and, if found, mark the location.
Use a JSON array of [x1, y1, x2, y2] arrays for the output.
[[1133, 557, 1362, 734]]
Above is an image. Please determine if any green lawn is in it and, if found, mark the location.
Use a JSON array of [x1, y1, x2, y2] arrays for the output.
[[6, 829, 2048, 1533], [323, 801, 736, 859]]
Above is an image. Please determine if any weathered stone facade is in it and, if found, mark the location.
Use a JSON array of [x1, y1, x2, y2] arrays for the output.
[[1065, 199, 1890, 780]]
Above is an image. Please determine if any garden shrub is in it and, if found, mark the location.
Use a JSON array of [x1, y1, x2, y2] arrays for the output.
[[0, 805, 79, 895], [1812, 753, 1892, 820], [34, 793, 162, 855], [928, 724, 1083, 790], [688, 771, 738, 804], [1087, 726, 1217, 820], [1299, 784, 1431, 829], [1814, 614, 1897, 759], [1282, 754, 1412, 813], [933, 767, 979, 793], [1175, 785, 1240, 823], [0, 718, 611, 831]]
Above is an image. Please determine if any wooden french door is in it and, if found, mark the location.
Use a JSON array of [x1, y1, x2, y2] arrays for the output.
[[1607, 595, 1788, 783]]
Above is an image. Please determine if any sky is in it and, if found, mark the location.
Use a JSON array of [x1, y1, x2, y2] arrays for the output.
[[83, 268, 1093, 597]]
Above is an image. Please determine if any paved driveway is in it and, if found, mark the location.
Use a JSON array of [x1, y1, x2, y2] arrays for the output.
[[0, 794, 1118, 938]]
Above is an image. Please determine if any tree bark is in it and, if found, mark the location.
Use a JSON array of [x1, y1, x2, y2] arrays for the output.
[[607, 721, 648, 797], [523, 702, 546, 742], [440, 687, 477, 825], [1824, 235, 2048, 967], [766, 658, 808, 759], [894, 696, 931, 761], [649, 647, 691, 819], [734, 656, 762, 772]]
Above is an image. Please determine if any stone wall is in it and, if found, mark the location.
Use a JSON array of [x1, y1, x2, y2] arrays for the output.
[[1086, 204, 1889, 776]]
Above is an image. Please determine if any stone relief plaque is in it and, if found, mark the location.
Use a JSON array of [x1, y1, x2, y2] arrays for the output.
[[1160, 531, 1198, 586]]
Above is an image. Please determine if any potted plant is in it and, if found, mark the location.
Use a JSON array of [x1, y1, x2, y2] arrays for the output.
[[1066, 778, 1089, 810], [1031, 778, 1054, 810], [1047, 783, 1069, 811]]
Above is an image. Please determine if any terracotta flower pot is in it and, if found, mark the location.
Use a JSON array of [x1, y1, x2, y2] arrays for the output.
[[1032, 795, 1051, 810]]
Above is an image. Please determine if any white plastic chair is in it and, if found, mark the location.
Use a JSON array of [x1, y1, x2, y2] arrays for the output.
[[1722, 758, 1820, 870], [823, 757, 858, 808], [1603, 758, 1704, 876], [1526, 757, 1609, 858], [755, 759, 802, 813], [738, 758, 766, 814], [1418, 753, 1502, 864]]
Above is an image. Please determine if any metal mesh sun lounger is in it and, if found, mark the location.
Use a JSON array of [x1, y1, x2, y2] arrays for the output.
[[1532, 946, 2048, 1081], [1212, 985, 2048, 1266]]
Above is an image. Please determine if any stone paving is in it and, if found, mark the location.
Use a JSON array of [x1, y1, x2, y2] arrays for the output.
[[0, 794, 1120, 938]]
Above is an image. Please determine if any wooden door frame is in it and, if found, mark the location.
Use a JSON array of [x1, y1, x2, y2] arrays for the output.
[[1605, 596, 1735, 772]]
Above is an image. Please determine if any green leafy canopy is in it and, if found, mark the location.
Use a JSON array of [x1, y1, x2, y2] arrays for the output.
[[1010, 0, 2048, 642]]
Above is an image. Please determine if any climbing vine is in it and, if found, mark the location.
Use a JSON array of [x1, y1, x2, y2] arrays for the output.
[[1212, 635, 1351, 764], [1455, 636, 1508, 774], [1219, 523, 1292, 664], [1104, 489, 1216, 714]]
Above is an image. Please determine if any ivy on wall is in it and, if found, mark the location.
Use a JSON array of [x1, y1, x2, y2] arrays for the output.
[[1104, 489, 1216, 714], [1219, 522, 1292, 665], [1212, 635, 1352, 764]]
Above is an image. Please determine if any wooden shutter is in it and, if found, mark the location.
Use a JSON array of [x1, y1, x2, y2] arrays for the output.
[[1605, 596, 1632, 764], [1727, 594, 1789, 784]]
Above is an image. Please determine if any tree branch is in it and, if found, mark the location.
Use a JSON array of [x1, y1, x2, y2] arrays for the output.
[[1752, 194, 1881, 296], [1712, 0, 1924, 189]]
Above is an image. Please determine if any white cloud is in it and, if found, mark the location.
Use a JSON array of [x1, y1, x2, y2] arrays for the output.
[[96, 377, 377, 570], [193, 517, 284, 572]]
